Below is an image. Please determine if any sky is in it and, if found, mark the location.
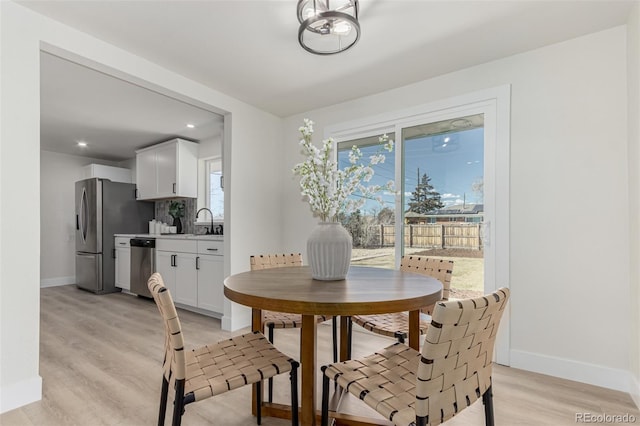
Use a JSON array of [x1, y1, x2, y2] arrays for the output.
[[338, 127, 484, 215]]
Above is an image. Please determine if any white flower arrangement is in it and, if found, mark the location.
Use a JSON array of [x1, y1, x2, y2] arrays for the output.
[[293, 118, 394, 222]]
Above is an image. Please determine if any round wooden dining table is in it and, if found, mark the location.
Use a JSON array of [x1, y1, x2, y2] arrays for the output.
[[224, 265, 443, 426]]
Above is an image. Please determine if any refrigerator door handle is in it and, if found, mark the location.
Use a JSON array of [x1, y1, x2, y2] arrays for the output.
[[79, 186, 88, 243]]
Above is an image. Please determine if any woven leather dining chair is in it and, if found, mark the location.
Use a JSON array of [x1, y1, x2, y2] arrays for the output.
[[147, 273, 299, 426], [321, 287, 510, 426], [250, 253, 337, 402], [348, 256, 454, 350]]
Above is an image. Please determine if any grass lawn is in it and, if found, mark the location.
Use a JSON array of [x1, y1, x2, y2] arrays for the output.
[[351, 247, 484, 296]]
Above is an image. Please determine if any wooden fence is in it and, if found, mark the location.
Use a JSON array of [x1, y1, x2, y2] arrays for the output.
[[367, 223, 483, 250]]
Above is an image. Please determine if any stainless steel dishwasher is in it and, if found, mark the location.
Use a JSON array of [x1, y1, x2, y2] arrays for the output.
[[130, 238, 155, 298]]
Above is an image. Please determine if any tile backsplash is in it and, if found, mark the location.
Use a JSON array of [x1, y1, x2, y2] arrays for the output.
[[154, 198, 222, 235]]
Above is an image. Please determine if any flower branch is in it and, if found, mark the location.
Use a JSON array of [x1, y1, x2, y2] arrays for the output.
[[293, 119, 394, 222]]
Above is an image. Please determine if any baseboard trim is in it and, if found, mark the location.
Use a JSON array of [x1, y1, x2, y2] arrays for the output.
[[511, 349, 631, 393], [631, 374, 640, 410], [0, 376, 42, 414], [40, 276, 74, 288]]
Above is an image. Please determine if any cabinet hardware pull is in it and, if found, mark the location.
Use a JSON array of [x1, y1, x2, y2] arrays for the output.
[[196, 256, 200, 270], [172, 183, 176, 193], [112, 249, 116, 259], [206, 248, 218, 251], [119, 242, 126, 245], [76, 215, 79, 230], [135, 188, 138, 199]]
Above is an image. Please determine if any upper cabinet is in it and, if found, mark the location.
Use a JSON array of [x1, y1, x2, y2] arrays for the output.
[[136, 138, 199, 200]]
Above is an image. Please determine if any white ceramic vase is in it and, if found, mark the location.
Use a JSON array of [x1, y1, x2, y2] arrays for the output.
[[307, 222, 353, 281]]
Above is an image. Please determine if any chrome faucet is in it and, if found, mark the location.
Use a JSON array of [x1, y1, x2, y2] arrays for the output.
[[196, 208, 215, 235]]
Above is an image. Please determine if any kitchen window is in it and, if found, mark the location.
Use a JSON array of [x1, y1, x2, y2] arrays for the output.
[[205, 158, 224, 219]]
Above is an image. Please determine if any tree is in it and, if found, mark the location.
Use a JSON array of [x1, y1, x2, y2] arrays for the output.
[[377, 207, 395, 224], [407, 170, 444, 214], [341, 209, 366, 247]]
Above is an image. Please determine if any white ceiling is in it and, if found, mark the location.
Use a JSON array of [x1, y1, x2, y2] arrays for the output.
[[40, 52, 224, 161], [26, 0, 636, 161]]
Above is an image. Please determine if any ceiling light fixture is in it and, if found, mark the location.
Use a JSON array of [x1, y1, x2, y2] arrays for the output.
[[77, 141, 87, 147], [297, 0, 360, 55], [186, 123, 195, 128]]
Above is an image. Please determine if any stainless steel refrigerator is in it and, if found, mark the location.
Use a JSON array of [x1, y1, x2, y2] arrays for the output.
[[75, 178, 154, 294]]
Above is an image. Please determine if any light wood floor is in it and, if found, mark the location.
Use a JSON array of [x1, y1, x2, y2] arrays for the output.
[[2, 285, 639, 425]]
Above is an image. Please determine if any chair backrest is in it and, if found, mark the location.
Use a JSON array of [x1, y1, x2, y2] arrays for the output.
[[415, 287, 510, 425], [400, 256, 454, 314], [250, 253, 303, 270], [147, 272, 187, 382]]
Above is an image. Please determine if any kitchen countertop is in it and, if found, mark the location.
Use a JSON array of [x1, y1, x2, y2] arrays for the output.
[[114, 233, 223, 241]]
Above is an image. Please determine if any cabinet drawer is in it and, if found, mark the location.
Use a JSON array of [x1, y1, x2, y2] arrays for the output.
[[198, 240, 224, 255], [115, 237, 131, 248], [156, 239, 197, 253]]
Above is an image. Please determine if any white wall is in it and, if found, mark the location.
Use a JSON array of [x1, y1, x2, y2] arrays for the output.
[[197, 134, 223, 159], [283, 27, 631, 392], [1, 1, 283, 412], [627, 3, 640, 408], [40, 151, 120, 287]]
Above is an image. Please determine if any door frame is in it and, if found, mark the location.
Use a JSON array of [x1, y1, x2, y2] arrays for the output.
[[326, 85, 511, 365]]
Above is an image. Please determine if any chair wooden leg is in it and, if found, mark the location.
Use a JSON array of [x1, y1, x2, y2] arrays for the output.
[[267, 324, 274, 403], [332, 316, 338, 363], [255, 382, 262, 425], [290, 361, 300, 426], [158, 376, 169, 426], [171, 379, 185, 426], [321, 366, 330, 426], [482, 385, 495, 426]]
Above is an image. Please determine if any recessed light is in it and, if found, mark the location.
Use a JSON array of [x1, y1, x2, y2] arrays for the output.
[[186, 123, 195, 129], [77, 141, 88, 147]]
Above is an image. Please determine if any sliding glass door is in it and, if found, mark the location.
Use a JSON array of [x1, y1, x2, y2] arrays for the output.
[[401, 114, 485, 298], [336, 114, 486, 298], [329, 87, 510, 364]]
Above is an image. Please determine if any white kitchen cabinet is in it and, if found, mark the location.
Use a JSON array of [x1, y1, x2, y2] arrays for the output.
[[156, 239, 198, 306], [174, 252, 198, 306], [156, 251, 177, 296], [135, 138, 198, 200], [135, 149, 157, 200], [196, 240, 224, 313], [154, 238, 224, 315], [114, 237, 131, 290]]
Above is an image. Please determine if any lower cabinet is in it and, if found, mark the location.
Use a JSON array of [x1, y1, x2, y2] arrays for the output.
[[155, 238, 224, 315], [197, 253, 224, 313], [115, 237, 131, 291]]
